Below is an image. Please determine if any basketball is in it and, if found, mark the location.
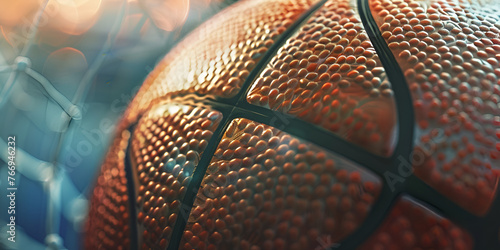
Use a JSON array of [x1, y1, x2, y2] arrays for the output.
[[85, 0, 500, 249]]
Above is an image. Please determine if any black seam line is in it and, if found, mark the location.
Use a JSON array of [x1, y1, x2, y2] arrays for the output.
[[123, 101, 233, 250], [126, 100, 233, 250], [226, 106, 398, 250], [148, 0, 330, 110], [357, 1, 499, 250], [168, 94, 237, 111], [126, 0, 328, 125], [174, 94, 392, 174], [232, 103, 392, 174], [227, 106, 400, 250], [478, 192, 500, 250], [357, 0, 415, 162], [162, 96, 392, 181], [233, 0, 329, 106], [338, 0, 415, 249], [124, 125, 139, 250], [167, 1, 329, 249], [334, 187, 400, 250], [404, 176, 498, 250], [167, 112, 233, 250]]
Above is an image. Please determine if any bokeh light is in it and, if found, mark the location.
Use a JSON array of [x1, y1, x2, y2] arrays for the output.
[[0, 0, 237, 249]]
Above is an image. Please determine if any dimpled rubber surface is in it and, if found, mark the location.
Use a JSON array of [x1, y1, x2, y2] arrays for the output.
[[124, 0, 320, 124], [86, 0, 500, 249], [85, 130, 132, 249], [130, 104, 222, 249], [179, 118, 382, 249], [370, 0, 500, 214], [358, 196, 473, 250], [247, 0, 397, 156]]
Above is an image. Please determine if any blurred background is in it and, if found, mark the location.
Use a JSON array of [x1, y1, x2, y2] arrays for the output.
[[0, 0, 237, 249]]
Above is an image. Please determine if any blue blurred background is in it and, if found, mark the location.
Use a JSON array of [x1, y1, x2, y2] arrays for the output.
[[0, 0, 236, 249]]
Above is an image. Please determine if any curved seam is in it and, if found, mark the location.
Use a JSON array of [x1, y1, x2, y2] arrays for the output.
[[166, 113, 232, 250], [124, 125, 139, 250], [233, 0, 329, 106], [326, 0, 417, 249]]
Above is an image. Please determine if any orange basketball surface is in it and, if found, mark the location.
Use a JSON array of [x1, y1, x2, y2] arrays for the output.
[[85, 0, 500, 249]]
